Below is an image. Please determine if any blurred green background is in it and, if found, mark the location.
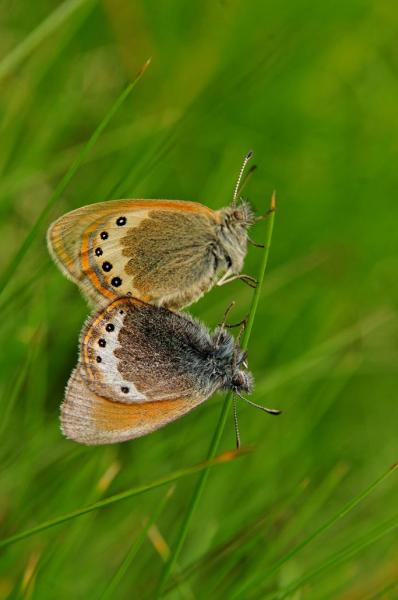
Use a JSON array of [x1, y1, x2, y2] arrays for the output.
[[1, 0, 398, 598]]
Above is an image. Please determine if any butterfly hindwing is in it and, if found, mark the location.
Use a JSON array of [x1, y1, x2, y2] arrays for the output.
[[61, 367, 204, 445]]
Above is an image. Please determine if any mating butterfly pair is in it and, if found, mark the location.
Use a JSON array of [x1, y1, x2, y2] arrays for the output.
[[48, 152, 280, 445]]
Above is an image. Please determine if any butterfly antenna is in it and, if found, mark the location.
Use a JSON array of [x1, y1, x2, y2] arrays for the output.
[[232, 150, 253, 208], [234, 389, 282, 416], [233, 397, 241, 449]]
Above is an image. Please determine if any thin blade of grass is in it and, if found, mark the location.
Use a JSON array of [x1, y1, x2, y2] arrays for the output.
[[232, 461, 398, 599], [164, 476, 310, 596], [255, 309, 395, 397], [99, 486, 175, 600], [0, 58, 150, 301], [156, 193, 276, 597], [268, 512, 398, 600], [367, 580, 398, 600], [0, 447, 249, 550], [0, 0, 96, 82]]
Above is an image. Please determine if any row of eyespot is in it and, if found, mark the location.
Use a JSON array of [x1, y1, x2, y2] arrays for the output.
[[94, 217, 127, 288], [95, 321, 130, 395]]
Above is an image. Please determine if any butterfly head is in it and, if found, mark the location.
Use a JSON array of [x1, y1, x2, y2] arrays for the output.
[[223, 200, 255, 228], [211, 329, 253, 394]]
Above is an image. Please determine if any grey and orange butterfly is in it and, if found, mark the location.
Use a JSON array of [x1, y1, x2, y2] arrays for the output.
[[61, 297, 255, 445], [47, 153, 258, 310]]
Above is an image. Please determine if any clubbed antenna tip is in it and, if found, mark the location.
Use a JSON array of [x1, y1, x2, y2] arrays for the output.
[[232, 150, 254, 207]]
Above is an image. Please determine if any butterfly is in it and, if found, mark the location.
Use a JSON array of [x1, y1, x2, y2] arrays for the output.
[[61, 296, 280, 445], [47, 152, 264, 310]]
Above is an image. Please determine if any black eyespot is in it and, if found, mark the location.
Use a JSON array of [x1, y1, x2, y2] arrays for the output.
[[121, 386, 129, 394], [95, 247, 103, 257], [96, 356, 102, 363], [111, 276, 122, 287], [102, 261, 112, 272], [106, 323, 115, 332], [226, 255, 232, 268], [119, 310, 124, 315], [100, 231, 108, 240], [98, 339, 106, 347], [116, 216, 127, 226]]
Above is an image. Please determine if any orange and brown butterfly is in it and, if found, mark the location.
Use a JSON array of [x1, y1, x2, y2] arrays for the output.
[[47, 152, 263, 310], [61, 297, 280, 445]]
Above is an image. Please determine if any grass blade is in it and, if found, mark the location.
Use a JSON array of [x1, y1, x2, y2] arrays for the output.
[[0, 447, 248, 550], [99, 486, 175, 600], [232, 461, 398, 598], [0, 0, 96, 82], [270, 512, 398, 599], [156, 193, 276, 597], [0, 58, 150, 301]]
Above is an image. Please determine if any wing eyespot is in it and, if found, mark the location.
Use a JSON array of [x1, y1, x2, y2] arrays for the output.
[[98, 339, 106, 347], [111, 277, 122, 287], [100, 231, 108, 240], [102, 261, 112, 272], [116, 216, 127, 226], [95, 247, 103, 256]]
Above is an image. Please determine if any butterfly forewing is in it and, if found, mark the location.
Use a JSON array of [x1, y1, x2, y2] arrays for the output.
[[79, 297, 215, 404], [48, 199, 221, 309]]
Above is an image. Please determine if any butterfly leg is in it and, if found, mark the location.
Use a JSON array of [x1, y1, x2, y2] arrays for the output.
[[224, 316, 247, 331], [248, 236, 264, 248], [217, 273, 258, 289], [254, 207, 275, 222], [217, 300, 236, 329], [255, 190, 276, 222]]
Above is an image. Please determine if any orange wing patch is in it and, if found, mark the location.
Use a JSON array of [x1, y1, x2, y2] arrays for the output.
[[61, 368, 204, 445]]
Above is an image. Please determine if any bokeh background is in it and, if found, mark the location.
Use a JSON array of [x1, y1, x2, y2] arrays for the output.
[[1, 0, 398, 598]]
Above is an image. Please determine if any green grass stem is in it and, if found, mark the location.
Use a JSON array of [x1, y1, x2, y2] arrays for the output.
[[156, 193, 276, 597]]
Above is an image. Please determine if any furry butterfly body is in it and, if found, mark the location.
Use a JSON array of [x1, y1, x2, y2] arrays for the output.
[[48, 198, 254, 310], [61, 297, 253, 445]]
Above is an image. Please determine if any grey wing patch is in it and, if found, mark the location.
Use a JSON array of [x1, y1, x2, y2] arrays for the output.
[[113, 299, 212, 400], [80, 298, 213, 404]]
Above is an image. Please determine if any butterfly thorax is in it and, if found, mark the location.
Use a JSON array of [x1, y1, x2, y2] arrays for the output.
[[217, 201, 254, 275]]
